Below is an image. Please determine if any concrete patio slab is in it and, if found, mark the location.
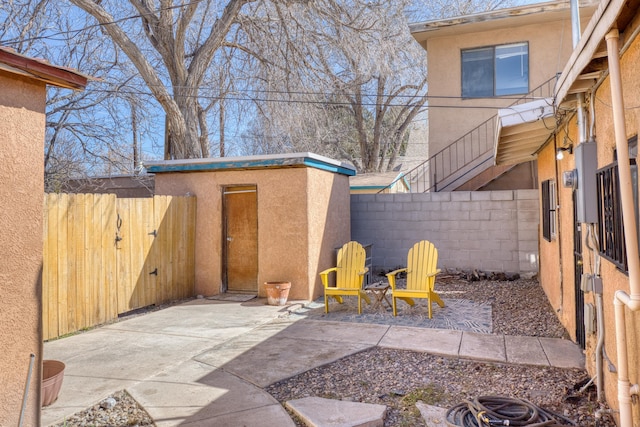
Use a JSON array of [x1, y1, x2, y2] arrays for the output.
[[378, 326, 462, 356], [178, 404, 296, 427], [129, 364, 279, 426], [459, 332, 506, 362], [286, 396, 386, 427], [539, 337, 585, 369], [196, 336, 374, 387], [106, 298, 289, 340], [42, 298, 589, 427], [44, 328, 212, 380], [505, 335, 549, 366], [276, 319, 389, 345]]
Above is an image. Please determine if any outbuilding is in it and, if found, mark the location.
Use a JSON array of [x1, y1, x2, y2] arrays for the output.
[[146, 152, 355, 301]]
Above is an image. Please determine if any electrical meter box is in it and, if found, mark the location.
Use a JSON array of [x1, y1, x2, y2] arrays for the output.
[[575, 140, 598, 223]]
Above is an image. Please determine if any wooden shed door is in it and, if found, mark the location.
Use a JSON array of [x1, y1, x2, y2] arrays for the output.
[[223, 185, 258, 293]]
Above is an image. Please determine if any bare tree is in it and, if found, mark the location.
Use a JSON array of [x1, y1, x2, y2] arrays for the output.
[[408, 0, 518, 21], [67, 0, 259, 159], [241, 1, 428, 172], [0, 0, 48, 53], [1, 1, 157, 189]]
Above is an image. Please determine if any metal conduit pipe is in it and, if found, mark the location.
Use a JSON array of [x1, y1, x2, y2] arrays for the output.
[[605, 29, 640, 427], [587, 224, 605, 402], [596, 291, 605, 401]]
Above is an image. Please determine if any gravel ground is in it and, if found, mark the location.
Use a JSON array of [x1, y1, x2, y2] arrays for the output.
[[52, 276, 617, 427]]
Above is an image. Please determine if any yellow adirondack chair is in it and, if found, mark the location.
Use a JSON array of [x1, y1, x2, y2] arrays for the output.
[[320, 241, 371, 314], [386, 240, 444, 318]]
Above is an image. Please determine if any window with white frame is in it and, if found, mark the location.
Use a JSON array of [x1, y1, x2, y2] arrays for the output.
[[462, 42, 529, 98]]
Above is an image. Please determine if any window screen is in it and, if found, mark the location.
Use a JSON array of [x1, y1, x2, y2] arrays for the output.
[[462, 43, 529, 98]]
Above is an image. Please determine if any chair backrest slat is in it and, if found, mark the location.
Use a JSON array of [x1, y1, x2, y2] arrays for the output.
[[336, 241, 366, 289], [406, 240, 438, 292]]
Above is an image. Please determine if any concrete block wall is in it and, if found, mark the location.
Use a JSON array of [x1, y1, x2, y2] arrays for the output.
[[350, 190, 539, 275]]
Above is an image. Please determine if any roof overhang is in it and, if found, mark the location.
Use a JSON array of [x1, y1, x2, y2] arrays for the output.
[[494, 98, 555, 165], [410, 0, 598, 46], [0, 47, 90, 90], [554, 0, 640, 106], [145, 152, 357, 176]]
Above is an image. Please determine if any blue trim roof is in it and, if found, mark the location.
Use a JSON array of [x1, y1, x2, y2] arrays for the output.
[[145, 152, 356, 176]]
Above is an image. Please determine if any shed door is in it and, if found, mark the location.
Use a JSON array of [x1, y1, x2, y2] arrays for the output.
[[223, 185, 258, 293]]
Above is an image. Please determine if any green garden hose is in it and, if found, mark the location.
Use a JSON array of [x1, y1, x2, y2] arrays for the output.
[[445, 396, 577, 426]]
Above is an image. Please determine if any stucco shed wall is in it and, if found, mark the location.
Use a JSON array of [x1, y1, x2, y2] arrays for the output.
[[0, 71, 45, 426], [154, 166, 350, 301]]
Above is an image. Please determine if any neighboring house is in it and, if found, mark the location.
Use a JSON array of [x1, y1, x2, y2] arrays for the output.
[[349, 172, 410, 194], [407, 0, 597, 192], [0, 47, 88, 426], [61, 174, 155, 198], [495, 0, 640, 424]]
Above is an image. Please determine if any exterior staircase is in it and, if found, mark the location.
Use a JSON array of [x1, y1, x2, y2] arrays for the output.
[[389, 76, 557, 193]]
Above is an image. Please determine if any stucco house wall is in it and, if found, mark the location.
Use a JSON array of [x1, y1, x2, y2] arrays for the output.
[[537, 126, 580, 341], [422, 18, 576, 155], [543, 72, 640, 423], [532, 3, 640, 421], [0, 49, 87, 426], [413, 2, 595, 157], [0, 70, 46, 427], [583, 35, 640, 417], [150, 155, 352, 301]]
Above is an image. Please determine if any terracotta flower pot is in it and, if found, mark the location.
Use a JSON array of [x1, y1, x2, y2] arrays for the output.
[[264, 281, 291, 306], [42, 360, 65, 407]]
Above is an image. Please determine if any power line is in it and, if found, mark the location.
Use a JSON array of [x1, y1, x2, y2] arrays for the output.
[[88, 87, 422, 107], [86, 82, 544, 107], [1, 0, 207, 46]]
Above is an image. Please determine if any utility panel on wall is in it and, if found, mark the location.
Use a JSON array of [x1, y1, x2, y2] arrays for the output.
[[576, 140, 598, 223]]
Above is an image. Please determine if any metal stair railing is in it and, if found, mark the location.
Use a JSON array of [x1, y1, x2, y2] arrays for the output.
[[383, 75, 558, 193]]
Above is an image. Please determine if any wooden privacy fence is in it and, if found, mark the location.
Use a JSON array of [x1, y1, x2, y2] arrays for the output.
[[43, 193, 196, 340]]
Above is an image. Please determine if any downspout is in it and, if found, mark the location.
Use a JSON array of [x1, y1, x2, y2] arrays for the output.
[[605, 29, 640, 427], [589, 59, 606, 405]]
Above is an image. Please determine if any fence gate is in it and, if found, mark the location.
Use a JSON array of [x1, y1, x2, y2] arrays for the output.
[[43, 194, 196, 340]]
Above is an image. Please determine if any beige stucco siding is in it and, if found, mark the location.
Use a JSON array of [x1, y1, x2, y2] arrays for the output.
[[426, 19, 574, 154], [539, 31, 640, 419], [0, 71, 45, 426], [536, 142, 563, 313], [154, 165, 350, 301], [586, 33, 640, 414], [256, 168, 309, 300], [306, 168, 351, 299], [538, 123, 580, 339]]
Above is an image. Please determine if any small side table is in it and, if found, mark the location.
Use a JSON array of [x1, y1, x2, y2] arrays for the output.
[[365, 282, 391, 310]]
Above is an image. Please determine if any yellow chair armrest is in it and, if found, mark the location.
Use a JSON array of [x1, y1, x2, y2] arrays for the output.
[[319, 267, 338, 287], [426, 268, 442, 278], [386, 267, 407, 290], [358, 266, 369, 276], [386, 267, 407, 277]]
